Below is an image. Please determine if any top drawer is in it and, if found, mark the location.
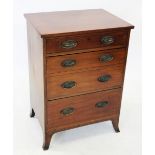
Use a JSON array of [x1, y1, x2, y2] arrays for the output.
[[45, 30, 129, 54]]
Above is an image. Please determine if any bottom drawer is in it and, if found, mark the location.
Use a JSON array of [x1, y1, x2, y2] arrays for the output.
[[47, 88, 122, 131]]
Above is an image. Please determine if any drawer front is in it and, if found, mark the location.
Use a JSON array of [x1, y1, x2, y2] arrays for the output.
[[47, 64, 124, 100], [47, 48, 127, 74], [46, 31, 128, 54], [47, 88, 122, 131]]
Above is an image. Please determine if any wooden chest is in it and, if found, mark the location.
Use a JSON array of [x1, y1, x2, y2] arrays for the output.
[[24, 9, 134, 150]]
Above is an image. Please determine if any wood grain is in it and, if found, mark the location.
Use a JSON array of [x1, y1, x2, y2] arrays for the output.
[[47, 48, 127, 74], [24, 9, 134, 37], [45, 30, 128, 53], [25, 9, 134, 150], [47, 88, 122, 131], [27, 21, 45, 132], [47, 64, 124, 100]]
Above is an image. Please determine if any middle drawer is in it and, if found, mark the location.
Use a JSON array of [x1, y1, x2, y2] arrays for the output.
[[47, 48, 127, 74], [47, 64, 124, 100]]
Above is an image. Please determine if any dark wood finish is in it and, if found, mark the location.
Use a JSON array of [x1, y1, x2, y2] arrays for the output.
[[25, 9, 134, 150], [26, 21, 45, 133], [30, 108, 35, 118], [24, 9, 134, 37], [47, 88, 122, 131], [47, 48, 127, 74], [45, 30, 128, 53], [112, 117, 120, 133], [47, 64, 124, 100], [42, 133, 52, 150]]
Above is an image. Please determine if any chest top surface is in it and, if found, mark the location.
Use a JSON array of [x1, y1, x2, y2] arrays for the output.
[[24, 9, 134, 37]]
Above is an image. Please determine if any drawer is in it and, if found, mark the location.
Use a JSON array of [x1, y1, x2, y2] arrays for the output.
[[47, 88, 122, 131], [47, 64, 124, 100], [46, 30, 129, 54], [47, 48, 127, 74]]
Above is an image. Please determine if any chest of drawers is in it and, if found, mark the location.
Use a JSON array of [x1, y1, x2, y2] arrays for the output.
[[24, 9, 134, 150]]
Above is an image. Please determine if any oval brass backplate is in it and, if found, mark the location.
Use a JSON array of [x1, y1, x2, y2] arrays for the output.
[[98, 75, 111, 82], [61, 59, 76, 67], [60, 107, 75, 116], [95, 101, 109, 108], [61, 40, 77, 49], [61, 81, 76, 89], [100, 54, 114, 62], [101, 36, 114, 45]]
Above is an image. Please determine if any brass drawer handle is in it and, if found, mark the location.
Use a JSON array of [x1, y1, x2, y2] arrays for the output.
[[61, 40, 77, 49], [61, 81, 76, 89], [61, 59, 76, 67], [100, 54, 114, 62], [98, 75, 111, 82], [95, 101, 109, 108], [60, 107, 75, 116], [101, 36, 114, 45]]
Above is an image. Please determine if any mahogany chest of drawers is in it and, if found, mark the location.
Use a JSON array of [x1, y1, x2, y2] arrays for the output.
[[24, 9, 134, 150]]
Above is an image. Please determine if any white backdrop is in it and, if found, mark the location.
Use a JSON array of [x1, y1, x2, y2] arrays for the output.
[[14, 0, 141, 155]]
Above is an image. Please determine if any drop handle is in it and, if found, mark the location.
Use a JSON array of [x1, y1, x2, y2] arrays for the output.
[[61, 81, 76, 89], [61, 59, 76, 67], [61, 40, 77, 49], [95, 101, 109, 108], [101, 36, 114, 45], [60, 107, 75, 116], [100, 54, 114, 62], [98, 75, 111, 82]]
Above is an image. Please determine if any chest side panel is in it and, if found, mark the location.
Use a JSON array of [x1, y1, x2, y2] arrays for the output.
[[27, 21, 45, 132]]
